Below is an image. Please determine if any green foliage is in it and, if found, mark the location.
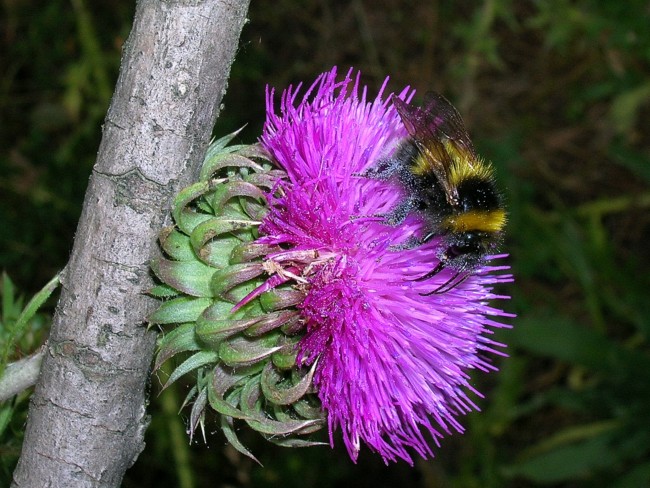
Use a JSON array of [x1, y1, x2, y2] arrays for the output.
[[502, 314, 650, 485], [1, 0, 129, 294], [0, 273, 59, 377], [0, 274, 57, 481]]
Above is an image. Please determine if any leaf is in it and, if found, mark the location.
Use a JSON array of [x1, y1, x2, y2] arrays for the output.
[[218, 334, 282, 367], [147, 283, 179, 299], [210, 263, 265, 300], [503, 435, 615, 484], [189, 217, 257, 265], [210, 180, 267, 214], [150, 258, 216, 298], [195, 304, 262, 347], [171, 181, 212, 234], [0, 403, 14, 437], [206, 378, 249, 421], [11, 272, 59, 337], [154, 322, 202, 370], [220, 410, 262, 466], [271, 347, 299, 370], [148, 296, 212, 325], [206, 127, 246, 154], [162, 350, 219, 390], [509, 313, 650, 375], [201, 146, 267, 182], [1, 272, 60, 374], [610, 81, 650, 135], [611, 461, 650, 488], [229, 242, 279, 264], [246, 412, 323, 437], [259, 289, 305, 312], [158, 227, 195, 262], [260, 361, 316, 406], [244, 310, 300, 337], [187, 386, 207, 443], [239, 375, 323, 436], [292, 398, 324, 419], [266, 437, 327, 448], [194, 236, 242, 269]]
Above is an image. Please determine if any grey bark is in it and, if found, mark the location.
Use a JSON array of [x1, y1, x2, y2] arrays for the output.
[[0, 350, 44, 402], [12, 1, 250, 486]]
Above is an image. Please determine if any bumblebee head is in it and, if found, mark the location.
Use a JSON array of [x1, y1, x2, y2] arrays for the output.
[[414, 230, 501, 295], [441, 231, 493, 270]]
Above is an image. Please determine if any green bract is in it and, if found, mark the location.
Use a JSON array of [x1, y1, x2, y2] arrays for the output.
[[149, 131, 325, 462]]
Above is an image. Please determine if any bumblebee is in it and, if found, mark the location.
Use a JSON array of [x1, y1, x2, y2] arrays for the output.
[[365, 92, 506, 294]]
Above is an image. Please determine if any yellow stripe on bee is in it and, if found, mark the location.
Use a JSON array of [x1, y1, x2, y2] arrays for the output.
[[444, 141, 495, 187], [442, 209, 507, 234], [410, 140, 495, 185]]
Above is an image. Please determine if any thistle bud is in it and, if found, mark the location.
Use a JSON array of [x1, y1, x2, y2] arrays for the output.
[[150, 130, 325, 462]]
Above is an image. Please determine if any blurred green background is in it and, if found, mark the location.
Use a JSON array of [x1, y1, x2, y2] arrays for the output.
[[2, 0, 650, 486]]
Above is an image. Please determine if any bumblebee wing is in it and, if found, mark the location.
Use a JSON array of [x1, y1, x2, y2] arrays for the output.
[[420, 91, 477, 157], [393, 93, 483, 205], [392, 95, 460, 204]]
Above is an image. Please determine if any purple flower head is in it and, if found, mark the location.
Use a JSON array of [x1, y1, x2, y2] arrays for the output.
[[257, 67, 513, 464]]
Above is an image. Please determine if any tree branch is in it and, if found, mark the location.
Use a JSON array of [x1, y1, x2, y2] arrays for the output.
[[12, 1, 250, 486], [0, 349, 45, 402]]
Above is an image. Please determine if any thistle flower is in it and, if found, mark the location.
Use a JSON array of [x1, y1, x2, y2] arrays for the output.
[[252, 67, 512, 462], [151, 67, 513, 466]]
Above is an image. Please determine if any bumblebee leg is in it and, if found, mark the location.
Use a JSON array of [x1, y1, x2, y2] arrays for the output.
[[352, 196, 416, 226], [414, 260, 446, 281], [355, 156, 401, 180], [389, 234, 422, 251], [420, 271, 471, 295], [381, 197, 416, 225], [414, 251, 473, 295]]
